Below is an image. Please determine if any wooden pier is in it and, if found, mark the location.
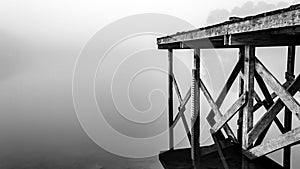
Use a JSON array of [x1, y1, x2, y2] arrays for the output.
[[157, 4, 300, 169]]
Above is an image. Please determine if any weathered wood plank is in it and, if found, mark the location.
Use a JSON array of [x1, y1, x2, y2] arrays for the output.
[[254, 70, 285, 146], [244, 126, 300, 159], [199, 78, 237, 142], [211, 93, 246, 133], [248, 74, 300, 146], [157, 4, 300, 45], [242, 45, 255, 149], [171, 88, 190, 129], [206, 56, 242, 137], [284, 45, 296, 169], [199, 78, 222, 119], [172, 74, 183, 104], [181, 113, 191, 145], [255, 58, 300, 120], [238, 47, 244, 144], [252, 80, 292, 112]]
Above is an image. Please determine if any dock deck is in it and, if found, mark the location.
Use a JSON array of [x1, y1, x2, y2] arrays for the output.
[[159, 143, 283, 169]]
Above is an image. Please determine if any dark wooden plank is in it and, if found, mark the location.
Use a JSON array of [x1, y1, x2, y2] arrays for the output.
[[238, 47, 245, 144], [284, 45, 296, 169], [168, 49, 174, 150], [172, 74, 183, 104]]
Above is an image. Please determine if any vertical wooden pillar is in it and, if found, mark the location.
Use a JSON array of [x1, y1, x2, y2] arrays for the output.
[[242, 45, 255, 149], [168, 49, 174, 150], [238, 47, 245, 144], [191, 48, 200, 161], [284, 45, 295, 169]]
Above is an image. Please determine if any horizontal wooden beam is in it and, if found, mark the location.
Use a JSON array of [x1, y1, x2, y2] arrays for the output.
[[244, 126, 300, 159], [211, 93, 247, 133], [158, 4, 300, 47], [248, 74, 300, 146]]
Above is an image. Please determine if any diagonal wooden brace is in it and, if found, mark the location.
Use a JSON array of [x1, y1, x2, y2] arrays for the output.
[[255, 58, 300, 120], [211, 92, 247, 133], [248, 74, 300, 146], [244, 126, 300, 159], [199, 78, 237, 142]]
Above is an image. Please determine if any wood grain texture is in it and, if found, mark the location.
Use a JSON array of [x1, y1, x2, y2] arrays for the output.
[[211, 93, 246, 133], [255, 58, 300, 120], [158, 4, 300, 47], [244, 127, 300, 159], [248, 74, 300, 146]]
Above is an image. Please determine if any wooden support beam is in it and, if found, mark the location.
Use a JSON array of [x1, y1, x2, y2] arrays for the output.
[[254, 70, 285, 146], [238, 47, 245, 144], [211, 93, 247, 133], [255, 58, 300, 120], [284, 45, 296, 169], [206, 56, 243, 126], [199, 78, 222, 120], [171, 88, 191, 129], [172, 74, 183, 104], [206, 56, 243, 142], [168, 49, 174, 150], [244, 126, 300, 160], [199, 78, 237, 142], [252, 80, 292, 112], [181, 113, 191, 144], [191, 48, 200, 161], [242, 45, 255, 149], [170, 74, 192, 144], [248, 75, 300, 146]]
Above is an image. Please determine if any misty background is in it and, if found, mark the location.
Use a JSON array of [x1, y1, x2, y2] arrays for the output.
[[1, 0, 300, 169]]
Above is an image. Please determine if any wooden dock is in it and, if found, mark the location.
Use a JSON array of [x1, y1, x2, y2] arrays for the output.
[[157, 4, 300, 169]]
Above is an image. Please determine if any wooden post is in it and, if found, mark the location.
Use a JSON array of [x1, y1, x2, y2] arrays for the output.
[[191, 48, 200, 162], [238, 47, 245, 144], [242, 46, 255, 149], [284, 45, 295, 169], [168, 49, 174, 150]]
